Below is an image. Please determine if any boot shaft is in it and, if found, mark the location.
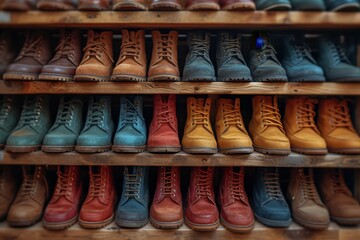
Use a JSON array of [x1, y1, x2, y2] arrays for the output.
[[318, 169, 353, 202], [117, 29, 146, 67], [216, 98, 247, 134], [186, 31, 212, 64], [83, 96, 113, 132], [153, 166, 181, 205], [251, 96, 282, 130], [81, 30, 113, 66], [280, 35, 317, 66], [118, 95, 145, 132], [216, 32, 244, 66], [188, 167, 215, 203], [185, 97, 213, 134], [86, 166, 115, 205], [150, 94, 178, 134], [317, 37, 351, 67]]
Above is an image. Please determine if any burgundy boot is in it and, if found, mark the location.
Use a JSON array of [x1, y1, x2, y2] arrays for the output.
[[220, 0, 255, 10]]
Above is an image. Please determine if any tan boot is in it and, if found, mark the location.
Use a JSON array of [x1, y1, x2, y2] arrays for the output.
[[317, 98, 360, 154], [0, 166, 20, 220], [148, 31, 180, 82], [75, 30, 114, 81], [182, 97, 217, 154], [215, 98, 253, 154], [283, 97, 327, 155], [249, 96, 290, 155], [111, 30, 147, 82]]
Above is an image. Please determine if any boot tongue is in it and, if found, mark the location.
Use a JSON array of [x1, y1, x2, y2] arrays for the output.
[[219, 98, 234, 110], [196, 98, 205, 109]]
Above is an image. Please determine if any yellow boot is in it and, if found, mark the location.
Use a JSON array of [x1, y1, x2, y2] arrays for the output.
[[249, 96, 290, 155], [182, 97, 217, 154], [283, 97, 327, 155], [215, 98, 253, 154]]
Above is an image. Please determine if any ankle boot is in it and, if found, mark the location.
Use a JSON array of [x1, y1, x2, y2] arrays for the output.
[[79, 166, 117, 229], [7, 166, 48, 227], [287, 168, 330, 230], [112, 30, 146, 82], [37, 0, 78, 10], [283, 97, 327, 155], [150, 166, 183, 229], [0, 166, 20, 220], [2, 0, 37, 10], [324, 0, 360, 11], [43, 166, 83, 230], [317, 98, 360, 154], [116, 166, 149, 228], [149, 0, 182, 10], [182, 97, 217, 154], [148, 31, 179, 82], [0, 31, 17, 76], [216, 98, 253, 154], [0, 96, 22, 148], [219, 167, 254, 233], [6, 95, 52, 153], [249, 96, 290, 155], [220, 0, 255, 10], [186, 0, 220, 10], [183, 32, 216, 82], [78, 0, 110, 10], [75, 30, 114, 81], [4, 31, 52, 81], [185, 167, 219, 231], [255, 0, 291, 10], [147, 95, 181, 153], [39, 30, 82, 81], [113, 0, 147, 10], [112, 95, 146, 153]]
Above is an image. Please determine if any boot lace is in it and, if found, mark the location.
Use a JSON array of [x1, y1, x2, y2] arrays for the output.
[[120, 32, 140, 61], [263, 172, 284, 201], [257, 44, 279, 63], [261, 100, 283, 130], [329, 99, 353, 129], [161, 167, 175, 197], [52, 32, 76, 63], [300, 170, 318, 200], [83, 32, 114, 65], [19, 172, 38, 198], [87, 100, 105, 126], [297, 98, 318, 129], [18, 97, 42, 127], [54, 100, 75, 125], [228, 169, 245, 201], [124, 169, 141, 198], [331, 170, 350, 195], [195, 168, 212, 198], [330, 40, 350, 65], [156, 34, 174, 61], [157, 102, 174, 125], [192, 102, 209, 127], [191, 38, 209, 56], [294, 42, 313, 61], [0, 97, 12, 125], [223, 104, 242, 127], [122, 98, 143, 125], [88, 172, 103, 198], [223, 37, 241, 57], [54, 169, 71, 197], [16, 33, 43, 61]]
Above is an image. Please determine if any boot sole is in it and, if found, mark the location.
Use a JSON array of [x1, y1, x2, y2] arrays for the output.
[[148, 75, 180, 82], [328, 148, 360, 154], [254, 75, 288, 82], [288, 75, 325, 82], [115, 217, 148, 228], [74, 74, 110, 82], [291, 147, 328, 155], [331, 216, 360, 225], [219, 147, 254, 154], [42, 145, 75, 153], [110, 74, 146, 82], [8, 216, 41, 227], [149, 2, 182, 10], [147, 146, 181, 153], [3, 72, 38, 81], [184, 217, 220, 231], [113, 2, 147, 10], [222, 2, 256, 10], [293, 214, 330, 230], [39, 73, 74, 82], [254, 213, 291, 228], [262, 4, 291, 11], [75, 145, 111, 153], [5, 145, 40, 153], [328, 76, 360, 82], [217, 76, 252, 82], [182, 147, 218, 154], [37, 2, 75, 10], [42, 215, 78, 231], [187, 2, 220, 10], [150, 216, 183, 229], [78, 4, 109, 10], [182, 76, 216, 82], [112, 145, 146, 153], [78, 214, 114, 229], [220, 216, 255, 233], [332, 3, 360, 11], [254, 146, 291, 155]]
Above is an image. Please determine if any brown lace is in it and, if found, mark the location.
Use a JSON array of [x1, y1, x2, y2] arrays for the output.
[[16, 34, 43, 61], [195, 168, 212, 198], [157, 103, 174, 125], [297, 98, 318, 129], [120, 32, 140, 61], [54, 169, 71, 197], [161, 167, 174, 196], [331, 170, 350, 195], [299, 170, 318, 200], [83, 33, 114, 65], [156, 34, 173, 61], [52, 32, 75, 63], [329, 99, 353, 128], [88, 173, 103, 198], [261, 101, 283, 130], [223, 104, 242, 127], [228, 169, 245, 201], [19, 173, 38, 198], [192, 103, 209, 127], [263, 172, 284, 201]]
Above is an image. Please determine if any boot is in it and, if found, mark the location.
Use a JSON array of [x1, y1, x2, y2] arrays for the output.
[[185, 167, 219, 231], [0, 31, 17, 76], [291, 0, 325, 10], [183, 32, 216, 82], [182, 97, 217, 154], [216, 32, 252, 82], [113, 0, 147, 10], [216, 98, 253, 154], [219, 167, 254, 233], [317, 98, 360, 154], [111, 30, 146, 82], [7, 166, 48, 227], [186, 0, 220, 10], [255, 0, 291, 10], [5, 95, 52, 153], [43, 166, 83, 230], [150, 167, 183, 229], [42, 96, 84, 153], [76, 96, 114, 153], [2, 0, 37, 10], [37, 0, 78, 10], [39, 30, 82, 81], [0, 166, 20, 220], [148, 31, 179, 82], [0, 96, 22, 148], [149, 0, 182, 10], [318, 169, 360, 225], [79, 166, 117, 229], [112, 95, 146, 153], [147, 95, 181, 153], [324, 0, 360, 11], [116, 167, 149, 228], [251, 167, 291, 227], [283, 97, 327, 155], [249, 96, 290, 155], [220, 0, 255, 10], [78, 0, 111, 10], [4, 31, 51, 81], [287, 168, 330, 230], [74, 30, 114, 81]]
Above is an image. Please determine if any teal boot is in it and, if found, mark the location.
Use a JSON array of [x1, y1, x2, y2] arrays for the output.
[[76, 96, 114, 153], [112, 95, 147, 153], [0, 96, 22, 148], [256, 0, 291, 10], [290, 0, 326, 10], [42, 96, 84, 153], [324, 0, 360, 11], [6, 95, 52, 153]]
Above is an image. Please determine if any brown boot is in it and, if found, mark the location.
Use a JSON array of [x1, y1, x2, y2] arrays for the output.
[[37, 0, 78, 10], [249, 96, 290, 155], [75, 30, 114, 82], [148, 31, 180, 82], [149, 0, 182, 10], [283, 97, 327, 155], [7, 166, 49, 227], [318, 98, 360, 154], [0, 32, 17, 77], [2, 0, 37, 11], [78, 0, 111, 10], [113, 0, 147, 10], [111, 30, 146, 82], [0, 166, 20, 220], [287, 168, 330, 230]]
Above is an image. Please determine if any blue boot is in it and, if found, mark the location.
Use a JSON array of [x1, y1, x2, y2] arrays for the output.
[[290, 0, 326, 10], [255, 0, 291, 10], [324, 0, 360, 11], [0, 96, 22, 148]]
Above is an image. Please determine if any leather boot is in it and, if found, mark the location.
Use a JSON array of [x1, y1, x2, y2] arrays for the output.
[[255, 0, 291, 10], [150, 167, 183, 229], [7, 166, 48, 227], [185, 167, 219, 231], [113, 0, 147, 10], [249, 96, 290, 155], [147, 95, 181, 153], [116, 167, 149, 228], [39, 30, 82, 81], [42, 96, 84, 153], [0, 96, 22, 148], [291, 0, 325, 10], [6, 95, 52, 153], [112, 95, 146, 153], [79, 166, 117, 229], [75, 30, 114, 82], [2, 0, 37, 10], [219, 167, 254, 233], [111, 30, 146, 82], [186, 0, 220, 9], [220, 0, 255, 10], [216, 98, 253, 154], [37, 0, 78, 10], [148, 31, 179, 82], [283, 97, 327, 155], [149, 0, 182, 10], [182, 97, 217, 154], [78, 0, 111, 10], [43, 166, 83, 230], [4, 31, 52, 81], [317, 98, 360, 154], [324, 0, 360, 11], [0, 166, 20, 220], [76, 96, 114, 153], [0, 31, 17, 76], [287, 168, 330, 230], [318, 169, 360, 225], [183, 32, 216, 82]]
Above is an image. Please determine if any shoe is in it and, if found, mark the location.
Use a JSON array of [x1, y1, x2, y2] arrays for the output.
[[149, 0, 182, 10], [255, 0, 291, 10], [113, 0, 147, 10], [290, 0, 325, 10], [0, 96, 22, 148], [0, 31, 17, 76], [324, 0, 360, 11], [37, 0, 77, 10], [186, 0, 220, 10], [220, 0, 255, 10], [78, 0, 110, 10], [0, 166, 20, 220], [2, 0, 37, 10]]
